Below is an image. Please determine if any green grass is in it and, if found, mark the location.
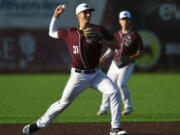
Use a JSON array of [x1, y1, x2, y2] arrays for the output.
[[0, 73, 180, 124]]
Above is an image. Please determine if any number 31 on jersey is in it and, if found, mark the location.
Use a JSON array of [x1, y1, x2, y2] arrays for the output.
[[73, 45, 79, 54]]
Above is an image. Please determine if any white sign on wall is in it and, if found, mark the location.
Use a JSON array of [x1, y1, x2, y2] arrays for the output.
[[0, 0, 107, 28]]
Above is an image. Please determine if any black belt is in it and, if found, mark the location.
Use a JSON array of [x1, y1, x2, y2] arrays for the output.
[[75, 68, 98, 74]]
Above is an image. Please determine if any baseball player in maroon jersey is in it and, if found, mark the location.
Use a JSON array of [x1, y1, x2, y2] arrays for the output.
[[22, 3, 127, 135], [97, 11, 144, 116]]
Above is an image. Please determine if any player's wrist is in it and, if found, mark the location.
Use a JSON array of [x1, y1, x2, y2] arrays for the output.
[[102, 55, 107, 60], [52, 16, 58, 21], [53, 13, 60, 19]]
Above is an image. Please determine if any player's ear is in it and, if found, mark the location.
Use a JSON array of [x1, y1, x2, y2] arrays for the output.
[[118, 19, 121, 24], [76, 14, 80, 19]]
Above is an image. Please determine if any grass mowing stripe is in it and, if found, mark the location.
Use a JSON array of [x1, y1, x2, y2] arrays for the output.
[[0, 73, 180, 123]]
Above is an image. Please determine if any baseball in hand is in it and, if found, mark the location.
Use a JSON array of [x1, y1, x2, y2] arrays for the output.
[[62, 4, 67, 10]]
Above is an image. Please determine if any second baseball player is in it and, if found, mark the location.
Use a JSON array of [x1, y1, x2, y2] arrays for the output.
[[97, 10, 144, 116]]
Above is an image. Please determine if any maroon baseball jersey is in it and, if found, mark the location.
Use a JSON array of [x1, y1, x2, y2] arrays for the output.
[[58, 24, 114, 70], [113, 30, 143, 62]]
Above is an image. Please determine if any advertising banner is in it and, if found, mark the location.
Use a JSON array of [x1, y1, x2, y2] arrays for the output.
[[0, 0, 108, 72], [0, 30, 71, 72], [0, 0, 180, 72], [0, 0, 107, 28]]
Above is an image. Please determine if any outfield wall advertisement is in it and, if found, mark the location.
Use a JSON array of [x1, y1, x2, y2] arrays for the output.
[[0, 30, 70, 72], [0, 0, 107, 28], [0, 0, 180, 72], [0, 0, 107, 72]]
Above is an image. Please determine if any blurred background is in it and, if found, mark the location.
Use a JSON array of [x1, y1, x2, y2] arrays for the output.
[[0, 0, 179, 73]]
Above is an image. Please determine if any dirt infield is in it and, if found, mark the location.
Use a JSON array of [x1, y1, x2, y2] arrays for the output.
[[1, 122, 180, 135]]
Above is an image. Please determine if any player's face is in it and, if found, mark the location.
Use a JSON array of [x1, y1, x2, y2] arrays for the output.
[[119, 18, 131, 29], [77, 10, 91, 24]]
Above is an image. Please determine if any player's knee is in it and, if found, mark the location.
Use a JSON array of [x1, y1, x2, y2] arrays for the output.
[[109, 90, 121, 101], [60, 100, 71, 106], [112, 88, 120, 95]]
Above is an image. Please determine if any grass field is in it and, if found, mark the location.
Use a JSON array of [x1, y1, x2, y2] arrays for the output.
[[0, 73, 180, 124]]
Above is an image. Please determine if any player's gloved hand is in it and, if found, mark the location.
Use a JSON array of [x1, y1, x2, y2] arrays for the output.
[[115, 56, 133, 68], [83, 27, 104, 44]]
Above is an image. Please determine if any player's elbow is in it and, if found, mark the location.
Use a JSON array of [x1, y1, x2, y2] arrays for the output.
[[48, 31, 59, 39], [48, 31, 54, 37], [48, 31, 52, 37]]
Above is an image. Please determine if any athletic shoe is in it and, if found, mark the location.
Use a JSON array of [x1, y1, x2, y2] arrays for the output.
[[110, 128, 128, 135], [23, 123, 40, 134], [97, 109, 108, 115], [122, 108, 134, 115]]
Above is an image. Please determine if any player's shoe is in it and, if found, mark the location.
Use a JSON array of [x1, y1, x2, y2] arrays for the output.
[[23, 123, 40, 134], [122, 107, 134, 115], [97, 109, 108, 115], [110, 128, 128, 135]]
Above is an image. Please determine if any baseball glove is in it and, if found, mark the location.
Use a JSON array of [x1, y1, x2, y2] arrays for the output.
[[83, 27, 104, 43], [115, 56, 133, 68]]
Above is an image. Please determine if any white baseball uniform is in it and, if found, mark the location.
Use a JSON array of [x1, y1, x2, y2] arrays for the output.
[[99, 30, 143, 111], [35, 17, 122, 129]]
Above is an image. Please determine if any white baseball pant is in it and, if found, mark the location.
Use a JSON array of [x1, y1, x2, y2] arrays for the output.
[[36, 68, 121, 128], [99, 60, 135, 111]]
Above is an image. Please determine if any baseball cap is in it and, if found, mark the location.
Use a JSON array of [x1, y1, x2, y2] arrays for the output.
[[119, 11, 131, 19], [76, 3, 94, 15]]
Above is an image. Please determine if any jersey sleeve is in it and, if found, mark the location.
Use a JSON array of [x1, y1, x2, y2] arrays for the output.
[[113, 32, 121, 43], [58, 29, 69, 40]]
